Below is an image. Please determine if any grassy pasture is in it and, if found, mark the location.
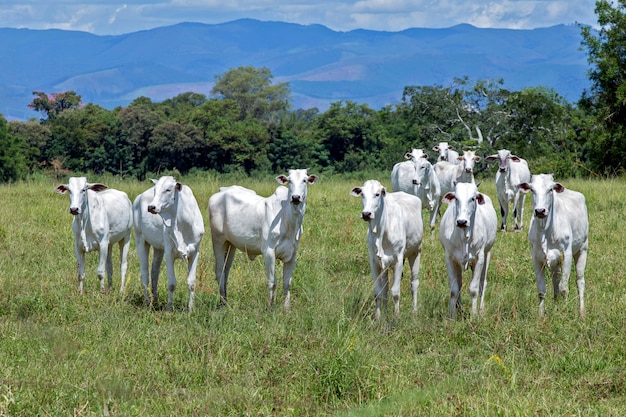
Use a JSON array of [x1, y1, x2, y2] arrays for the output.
[[0, 173, 624, 416]]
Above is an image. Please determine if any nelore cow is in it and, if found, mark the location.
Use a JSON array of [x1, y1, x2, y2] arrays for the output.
[[56, 177, 133, 294], [519, 174, 588, 317], [485, 149, 531, 231], [351, 180, 424, 320], [434, 150, 480, 197], [133, 176, 204, 312], [439, 182, 497, 319], [391, 149, 441, 234], [209, 169, 318, 309], [433, 142, 459, 163]]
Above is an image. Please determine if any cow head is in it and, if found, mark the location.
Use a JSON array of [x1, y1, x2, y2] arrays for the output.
[[56, 176, 108, 215], [147, 176, 182, 215], [433, 142, 453, 162], [485, 149, 521, 173], [276, 169, 318, 206], [351, 179, 386, 222], [442, 182, 486, 231], [457, 150, 481, 174], [519, 174, 565, 220]]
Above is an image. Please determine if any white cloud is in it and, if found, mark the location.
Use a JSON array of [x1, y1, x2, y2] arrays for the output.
[[0, 0, 598, 35]]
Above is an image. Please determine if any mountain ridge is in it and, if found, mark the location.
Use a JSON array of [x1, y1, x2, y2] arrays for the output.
[[0, 19, 590, 120]]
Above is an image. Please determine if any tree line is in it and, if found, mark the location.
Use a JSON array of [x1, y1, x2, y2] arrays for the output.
[[1, 2, 625, 182]]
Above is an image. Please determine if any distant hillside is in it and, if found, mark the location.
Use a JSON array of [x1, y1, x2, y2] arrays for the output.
[[0, 19, 590, 121]]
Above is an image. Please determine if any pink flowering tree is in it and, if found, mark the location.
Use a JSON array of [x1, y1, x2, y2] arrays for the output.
[[28, 91, 82, 120]]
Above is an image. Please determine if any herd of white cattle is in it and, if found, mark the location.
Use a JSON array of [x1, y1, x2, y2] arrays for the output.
[[55, 142, 589, 320]]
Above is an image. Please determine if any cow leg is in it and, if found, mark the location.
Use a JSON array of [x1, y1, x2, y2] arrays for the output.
[[429, 204, 439, 237], [214, 243, 236, 306], [118, 236, 131, 295], [557, 249, 573, 299], [407, 252, 421, 314], [186, 249, 200, 313], [136, 239, 152, 305], [499, 203, 507, 231], [533, 256, 548, 316], [164, 251, 177, 312], [76, 247, 86, 295], [390, 257, 404, 317], [445, 256, 463, 319], [96, 243, 109, 293], [371, 261, 386, 321], [263, 251, 278, 308], [574, 246, 587, 317], [106, 242, 114, 290], [471, 250, 491, 317], [514, 193, 525, 231], [282, 257, 298, 311], [151, 249, 164, 307]]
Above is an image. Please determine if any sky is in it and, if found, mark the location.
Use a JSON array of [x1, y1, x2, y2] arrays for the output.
[[0, 0, 598, 35]]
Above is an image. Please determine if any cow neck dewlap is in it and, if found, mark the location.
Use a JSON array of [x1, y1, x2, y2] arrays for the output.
[[159, 197, 188, 258], [369, 201, 387, 258], [288, 201, 306, 241]]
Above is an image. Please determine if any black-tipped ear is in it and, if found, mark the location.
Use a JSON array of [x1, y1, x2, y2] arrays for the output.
[[350, 187, 362, 197]]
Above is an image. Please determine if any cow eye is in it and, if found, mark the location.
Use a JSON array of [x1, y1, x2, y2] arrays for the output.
[[375, 193, 380, 197]]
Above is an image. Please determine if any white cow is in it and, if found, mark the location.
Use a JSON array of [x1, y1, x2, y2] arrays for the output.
[[133, 176, 204, 312], [209, 169, 318, 309], [434, 150, 480, 197], [391, 149, 441, 234], [56, 177, 132, 294], [433, 142, 459, 163], [519, 174, 588, 317], [485, 149, 531, 231], [439, 182, 497, 319], [351, 180, 424, 320]]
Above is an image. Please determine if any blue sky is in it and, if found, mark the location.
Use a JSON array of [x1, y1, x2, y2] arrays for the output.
[[0, 0, 597, 35]]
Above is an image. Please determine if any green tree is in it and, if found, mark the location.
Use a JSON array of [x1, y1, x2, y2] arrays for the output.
[[580, 0, 626, 174], [8, 119, 52, 170], [0, 115, 28, 182], [28, 90, 82, 121], [212, 66, 290, 121], [316, 100, 387, 172]]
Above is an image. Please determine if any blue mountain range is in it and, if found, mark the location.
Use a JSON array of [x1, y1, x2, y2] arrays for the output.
[[0, 18, 590, 121]]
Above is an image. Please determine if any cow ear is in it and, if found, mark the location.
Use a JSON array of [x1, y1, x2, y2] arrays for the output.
[[511, 156, 521, 162], [477, 193, 486, 205], [485, 155, 497, 162], [307, 175, 319, 184], [404, 152, 412, 160], [175, 182, 183, 192], [88, 183, 108, 192], [442, 192, 456, 204], [519, 183, 531, 193], [457, 155, 463, 162], [432, 145, 440, 151], [276, 175, 289, 185], [350, 187, 362, 197], [473, 156, 481, 162], [381, 187, 387, 197], [553, 183, 565, 193], [421, 153, 428, 159], [150, 178, 158, 185], [56, 184, 69, 194]]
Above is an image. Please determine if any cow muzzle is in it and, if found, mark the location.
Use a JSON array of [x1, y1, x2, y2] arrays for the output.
[[361, 211, 373, 221], [291, 195, 303, 205], [412, 179, 419, 185], [69, 207, 80, 215], [456, 219, 469, 228], [499, 167, 507, 173], [534, 208, 547, 218], [147, 205, 159, 214]]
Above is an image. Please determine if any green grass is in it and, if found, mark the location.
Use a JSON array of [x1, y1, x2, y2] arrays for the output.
[[0, 173, 624, 416]]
